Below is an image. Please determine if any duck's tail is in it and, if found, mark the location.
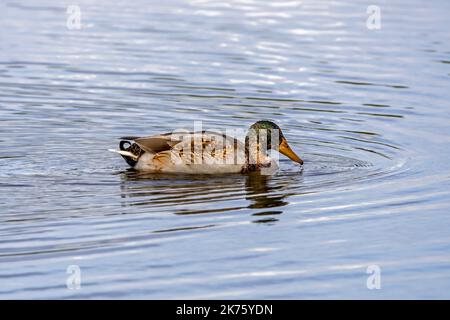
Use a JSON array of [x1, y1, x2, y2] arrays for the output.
[[109, 140, 144, 167]]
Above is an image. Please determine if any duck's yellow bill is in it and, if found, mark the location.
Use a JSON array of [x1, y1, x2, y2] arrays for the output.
[[279, 138, 304, 165]]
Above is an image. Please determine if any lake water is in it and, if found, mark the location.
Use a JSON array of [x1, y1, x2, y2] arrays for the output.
[[1, 0, 450, 299]]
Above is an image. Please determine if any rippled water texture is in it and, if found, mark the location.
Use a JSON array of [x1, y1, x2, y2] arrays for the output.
[[1, 0, 450, 299]]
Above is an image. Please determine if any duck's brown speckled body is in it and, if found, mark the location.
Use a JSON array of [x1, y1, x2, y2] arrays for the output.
[[110, 121, 303, 174]]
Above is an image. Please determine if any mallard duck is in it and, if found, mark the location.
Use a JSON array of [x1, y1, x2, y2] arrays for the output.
[[109, 120, 303, 174]]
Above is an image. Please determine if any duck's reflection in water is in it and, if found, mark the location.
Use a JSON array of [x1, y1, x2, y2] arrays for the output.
[[118, 168, 303, 224], [245, 173, 289, 224]]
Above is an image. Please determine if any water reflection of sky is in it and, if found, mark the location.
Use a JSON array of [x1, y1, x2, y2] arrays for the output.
[[1, 0, 450, 299]]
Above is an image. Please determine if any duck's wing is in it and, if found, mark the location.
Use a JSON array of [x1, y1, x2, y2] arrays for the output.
[[121, 134, 181, 154], [168, 131, 246, 165]]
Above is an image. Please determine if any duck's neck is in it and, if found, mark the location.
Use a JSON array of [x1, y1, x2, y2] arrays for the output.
[[243, 137, 271, 172]]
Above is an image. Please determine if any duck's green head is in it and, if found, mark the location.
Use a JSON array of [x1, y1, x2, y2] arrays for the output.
[[246, 120, 303, 165]]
